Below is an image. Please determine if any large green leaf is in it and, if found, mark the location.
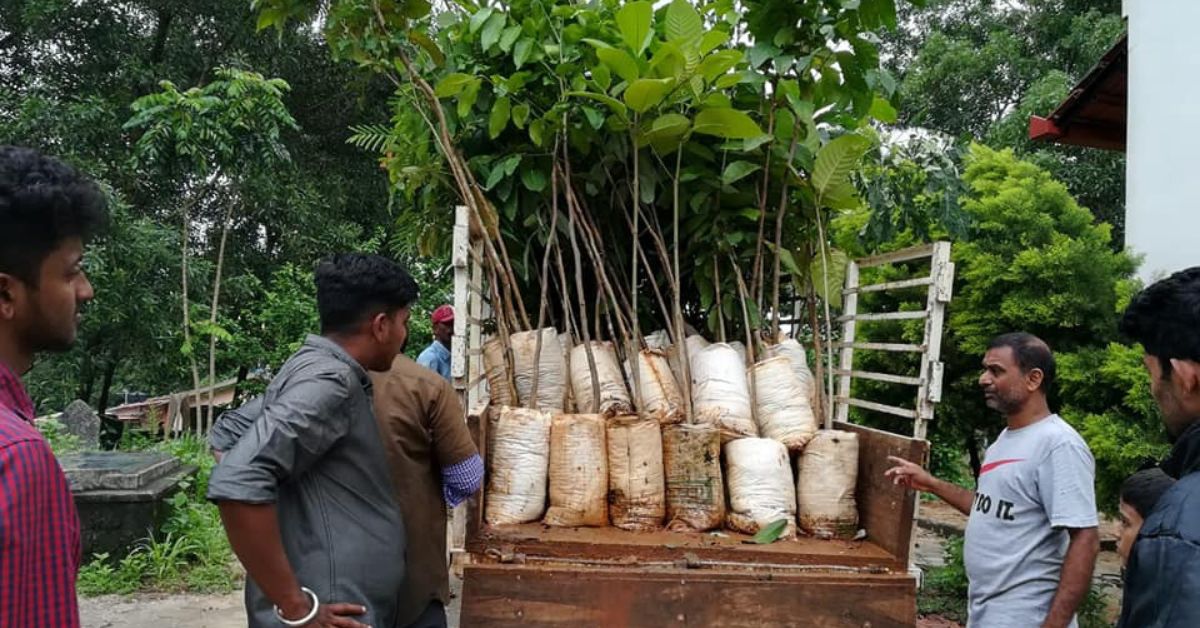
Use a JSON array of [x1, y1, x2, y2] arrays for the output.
[[813, 134, 872, 197], [511, 103, 531, 129], [721, 160, 761, 185], [595, 47, 640, 83], [489, 96, 511, 139], [521, 167, 548, 192], [513, 38, 534, 68], [692, 108, 764, 139], [810, 248, 849, 309], [468, 7, 494, 34], [480, 12, 506, 51], [616, 1, 654, 56], [665, 0, 703, 48], [869, 96, 897, 123], [699, 29, 730, 55], [623, 78, 674, 113], [591, 64, 612, 91], [408, 31, 445, 66], [400, 0, 432, 19], [699, 49, 742, 83], [566, 91, 629, 119], [498, 25, 522, 53], [639, 112, 691, 152], [750, 519, 790, 544], [434, 73, 474, 98], [457, 78, 481, 117]]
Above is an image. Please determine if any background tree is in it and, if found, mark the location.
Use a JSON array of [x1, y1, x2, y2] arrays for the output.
[[883, 0, 1127, 242]]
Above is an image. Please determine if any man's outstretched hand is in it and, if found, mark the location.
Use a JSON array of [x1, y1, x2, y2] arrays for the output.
[[884, 456, 937, 492]]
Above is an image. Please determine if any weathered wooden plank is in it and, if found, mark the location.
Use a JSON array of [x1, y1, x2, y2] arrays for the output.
[[468, 522, 900, 570], [836, 310, 928, 323], [835, 260, 860, 428], [844, 275, 933, 295], [835, 396, 918, 419], [834, 421, 928, 567], [833, 369, 922, 387], [461, 564, 917, 628], [855, 243, 937, 269], [836, 341, 925, 353]]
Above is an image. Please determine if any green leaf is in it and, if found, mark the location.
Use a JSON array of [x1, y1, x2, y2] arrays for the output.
[[869, 96, 898, 123], [750, 519, 789, 544], [648, 112, 690, 138], [408, 31, 445, 66], [484, 164, 506, 190], [529, 118, 547, 147], [457, 79, 481, 118], [692, 107, 764, 139], [521, 168, 548, 192], [469, 7, 494, 34], [813, 133, 873, 196], [582, 106, 606, 129], [616, 1, 654, 56], [721, 160, 761, 185], [566, 91, 629, 119], [811, 248, 849, 309], [489, 96, 511, 139], [400, 0, 432, 19], [714, 72, 744, 89], [859, 0, 898, 30], [743, 134, 774, 151], [499, 25, 522, 53], [764, 243, 804, 278], [512, 103, 531, 129], [513, 38, 534, 68], [665, 0, 703, 48], [700, 29, 730, 55], [623, 78, 674, 113], [595, 48, 640, 83], [591, 64, 612, 91], [699, 49, 742, 83], [434, 73, 474, 98], [481, 13, 506, 51], [823, 180, 861, 210]]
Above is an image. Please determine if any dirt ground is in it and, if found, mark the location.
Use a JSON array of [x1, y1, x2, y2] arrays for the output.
[[80, 580, 464, 628], [79, 516, 1122, 628]]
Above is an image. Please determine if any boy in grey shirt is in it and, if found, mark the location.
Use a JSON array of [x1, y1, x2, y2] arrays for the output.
[[886, 333, 1099, 628], [208, 254, 418, 628]]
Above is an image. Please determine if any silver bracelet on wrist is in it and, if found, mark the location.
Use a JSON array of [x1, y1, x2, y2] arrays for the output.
[[275, 586, 319, 627]]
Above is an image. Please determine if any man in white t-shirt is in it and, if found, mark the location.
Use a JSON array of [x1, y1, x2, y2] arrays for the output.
[[886, 332, 1100, 628]]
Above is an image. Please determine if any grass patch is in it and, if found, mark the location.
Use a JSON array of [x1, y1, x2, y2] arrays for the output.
[[73, 434, 240, 596]]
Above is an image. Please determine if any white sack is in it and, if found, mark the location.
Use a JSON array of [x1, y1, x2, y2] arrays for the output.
[[724, 437, 797, 537], [751, 357, 819, 451], [485, 406, 552, 525], [625, 349, 684, 425], [606, 415, 666, 531], [797, 430, 860, 539], [511, 328, 566, 412], [482, 337, 515, 408], [766, 338, 818, 417], [662, 423, 725, 531], [544, 413, 608, 527], [690, 343, 757, 441], [569, 341, 633, 417]]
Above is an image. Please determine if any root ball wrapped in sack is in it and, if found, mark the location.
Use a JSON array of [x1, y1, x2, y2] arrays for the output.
[[511, 328, 566, 412], [569, 341, 633, 417], [544, 414, 608, 527], [751, 357, 818, 451], [485, 407, 552, 525], [606, 415, 666, 531], [662, 423, 725, 531], [796, 430, 860, 539], [724, 438, 797, 537], [483, 337, 515, 407], [626, 349, 684, 425], [766, 338, 818, 418], [690, 343, 757, 441]]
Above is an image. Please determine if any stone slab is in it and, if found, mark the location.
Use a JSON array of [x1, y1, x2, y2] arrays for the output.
[[59, 451, 182, 492]]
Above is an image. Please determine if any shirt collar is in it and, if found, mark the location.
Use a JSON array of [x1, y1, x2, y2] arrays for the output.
[[303, 334, 373, 393], [0, 360, 35, 424], [431, 340, 450, 358]]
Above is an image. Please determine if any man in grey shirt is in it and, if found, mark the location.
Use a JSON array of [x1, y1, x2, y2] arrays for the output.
[[886, 333, 1099, 628], [208, 254, 418, 628]]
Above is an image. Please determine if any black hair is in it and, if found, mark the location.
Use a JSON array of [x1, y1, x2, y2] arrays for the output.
[[1120, 267, 1200, 377], [1120, 468, 1175, 519], [0, 146, 107, 285], [987, 332, 1056, 392], [314, 253, 419, 334]]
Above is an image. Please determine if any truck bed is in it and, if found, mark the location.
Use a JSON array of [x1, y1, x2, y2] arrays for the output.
[[461, 411, 929, 627]]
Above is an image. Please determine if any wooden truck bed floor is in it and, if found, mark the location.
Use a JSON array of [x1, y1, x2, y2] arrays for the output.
[[469, 522, 900, 571]]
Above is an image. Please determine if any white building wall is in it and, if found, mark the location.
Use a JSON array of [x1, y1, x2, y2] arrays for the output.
[[1124, 0, 1200, 282]]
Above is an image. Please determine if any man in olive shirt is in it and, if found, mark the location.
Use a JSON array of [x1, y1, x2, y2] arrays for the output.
[[372, 354, 484, 628]]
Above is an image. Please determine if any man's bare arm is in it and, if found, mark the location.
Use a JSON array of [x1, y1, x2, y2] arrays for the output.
[[884, 456, 975, 515], [1042, 527, 1099, 628]]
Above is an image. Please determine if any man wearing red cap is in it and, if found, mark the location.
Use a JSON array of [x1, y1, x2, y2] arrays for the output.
[[417, 305, 454, 381]]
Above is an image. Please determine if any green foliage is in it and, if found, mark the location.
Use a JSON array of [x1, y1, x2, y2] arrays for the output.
[[77, 434, 238, 596], [836, 146, 1141, 497], [35, 420, 83, 455], [884, 0, 1127, 238]]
